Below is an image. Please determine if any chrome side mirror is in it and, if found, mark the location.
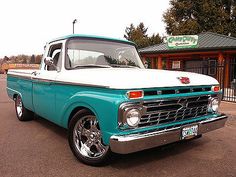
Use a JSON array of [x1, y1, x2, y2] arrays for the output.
[[44, 57, 54, 66], [144, 62, 148, 68], [44, 57, 60, 72]]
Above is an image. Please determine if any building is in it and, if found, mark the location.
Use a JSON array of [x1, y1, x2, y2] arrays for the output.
[[139, 32, 236, 102], [0, 63, 40, 74]]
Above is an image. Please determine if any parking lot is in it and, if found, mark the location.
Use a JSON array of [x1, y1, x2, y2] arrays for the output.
[[0, 74, 236, 177]]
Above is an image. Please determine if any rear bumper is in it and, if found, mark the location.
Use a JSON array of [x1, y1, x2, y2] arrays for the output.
[[110, 114, 227, 154]]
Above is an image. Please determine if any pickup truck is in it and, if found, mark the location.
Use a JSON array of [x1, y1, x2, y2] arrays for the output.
[[7, 34, 227, 166]]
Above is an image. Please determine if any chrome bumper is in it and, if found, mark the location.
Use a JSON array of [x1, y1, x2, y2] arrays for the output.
[[110, 114, 227, 154]]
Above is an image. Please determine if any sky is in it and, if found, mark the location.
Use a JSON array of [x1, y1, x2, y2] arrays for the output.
[[0, 0, 170, 58]]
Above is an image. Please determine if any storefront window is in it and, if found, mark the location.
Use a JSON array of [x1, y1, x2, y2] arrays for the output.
[[208, 60, 217, 75]]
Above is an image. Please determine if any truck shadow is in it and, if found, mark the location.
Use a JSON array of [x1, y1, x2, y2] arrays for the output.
[[34, 115, 68, 139], [33, 115, 210, 168], [109, 137, 208, 169]]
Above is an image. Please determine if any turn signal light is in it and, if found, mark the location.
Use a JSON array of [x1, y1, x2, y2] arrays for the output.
[[127, 90, 143, 99], [212, 86, 220, 92]]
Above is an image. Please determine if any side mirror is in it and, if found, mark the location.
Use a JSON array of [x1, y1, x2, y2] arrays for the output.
[[144, 62, 148, 68], [44, 57, 54, 66]]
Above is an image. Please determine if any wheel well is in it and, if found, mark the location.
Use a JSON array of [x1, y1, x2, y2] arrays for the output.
[[68, 106, 94, 127], [13, 94, 18, 100]]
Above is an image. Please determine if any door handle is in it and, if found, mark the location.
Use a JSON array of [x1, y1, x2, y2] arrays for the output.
[[31, 71, 40, 81], [32, 71, 38, 76]]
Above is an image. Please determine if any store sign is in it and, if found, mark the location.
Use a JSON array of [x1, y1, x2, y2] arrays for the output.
[[172, 61, 181, 69], [167, 35, 198, 49]]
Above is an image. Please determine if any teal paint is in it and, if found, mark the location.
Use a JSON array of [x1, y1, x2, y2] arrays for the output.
[[7, 75, 34, 111], [7, 74, 220, 145], [49, 34, 135, 45]]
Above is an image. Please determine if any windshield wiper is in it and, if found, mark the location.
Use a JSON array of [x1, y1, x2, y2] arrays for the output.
[[103, 55, 140, 68], [109, 64, 139, 68], [71, 64, 112, 69]]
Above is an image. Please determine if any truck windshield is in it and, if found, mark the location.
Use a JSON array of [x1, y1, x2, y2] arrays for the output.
[[65, 39, 144, 69]]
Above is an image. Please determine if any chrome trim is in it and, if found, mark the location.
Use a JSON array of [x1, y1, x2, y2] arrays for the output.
[[142, 94, 213, 104], [118, 94, 219, 129], [7, 73, 109, 88], [143, 86, 217, 97], [208, 97, 219, 113], [32, 78, 54, 83], [8, 71, 33, 75], [7, 73, 32, 80], [110, 114, 227, 154], [16, 95, 23, 117], [118, 102, 145, 129], [54, 80, 109, 88]]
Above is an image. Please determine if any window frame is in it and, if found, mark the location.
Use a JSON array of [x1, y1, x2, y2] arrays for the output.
[[64, 37, 144, 70]]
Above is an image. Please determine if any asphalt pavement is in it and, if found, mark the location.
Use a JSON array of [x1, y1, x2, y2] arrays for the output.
[[0, 74, 236, 177]]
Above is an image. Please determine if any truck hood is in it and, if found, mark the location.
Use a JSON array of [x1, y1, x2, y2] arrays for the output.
[[56, 68, 219, 89]]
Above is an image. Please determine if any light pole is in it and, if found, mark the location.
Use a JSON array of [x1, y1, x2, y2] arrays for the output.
[[72, 19, 77, 34]]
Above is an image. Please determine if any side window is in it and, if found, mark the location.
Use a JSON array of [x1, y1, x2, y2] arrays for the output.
[[45, 43, 62, 71]]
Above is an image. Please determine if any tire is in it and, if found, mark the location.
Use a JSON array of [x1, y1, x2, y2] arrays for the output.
[[15, 95, 34, 121], [68, 109, 111, 166]]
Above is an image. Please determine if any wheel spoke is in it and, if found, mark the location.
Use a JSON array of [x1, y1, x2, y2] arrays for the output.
[[81, 128, 90, 137], [18, 110, 22, 116], [72, 114, 108, 159], [74, 129, 80, 139], [84, 140, 93, 148], [80, 141, 94, 156], [95, 142, 106, 153], [90, 118, 97, 130], [16, 98, 23, 117], [77, 120, 91, 137]]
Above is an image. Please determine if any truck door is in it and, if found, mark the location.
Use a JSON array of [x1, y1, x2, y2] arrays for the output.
[[32, 42, 62, 123]]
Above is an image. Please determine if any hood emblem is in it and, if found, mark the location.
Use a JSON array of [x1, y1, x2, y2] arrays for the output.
[[177, 77, 190, 84]]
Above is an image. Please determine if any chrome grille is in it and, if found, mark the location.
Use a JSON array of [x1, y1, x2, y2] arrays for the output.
[[144, 87, 212, 96], [139, 95, 210, 127]]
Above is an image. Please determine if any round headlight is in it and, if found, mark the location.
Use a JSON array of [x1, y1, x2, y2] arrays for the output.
[[208, 98, 219, 112], [211, 98, 219, 112], [126, 109, 141, 127]]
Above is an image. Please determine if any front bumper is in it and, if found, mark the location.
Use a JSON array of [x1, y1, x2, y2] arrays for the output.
[[110, 114, 227, 154]]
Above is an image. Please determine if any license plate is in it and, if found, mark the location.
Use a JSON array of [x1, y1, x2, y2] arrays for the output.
[[181, 125, 198, 139]]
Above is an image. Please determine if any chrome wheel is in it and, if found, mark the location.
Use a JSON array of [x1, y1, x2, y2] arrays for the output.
[[16, 96, 23, 117], [14, 95, 33, 121], [73, 115, 108, 159]]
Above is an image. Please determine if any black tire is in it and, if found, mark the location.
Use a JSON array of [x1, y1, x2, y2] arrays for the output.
[[68, 109, 111, 166], [15, 95, 34, 121]]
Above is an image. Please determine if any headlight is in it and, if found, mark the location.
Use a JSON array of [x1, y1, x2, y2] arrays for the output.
[[208, 97, 219, 112], [125, 109, 141, 127]]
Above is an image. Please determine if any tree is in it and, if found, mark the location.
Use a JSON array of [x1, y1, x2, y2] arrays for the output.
[[124, 23, 162, 48], [163, 0, 236, 37], [148, 33, 163, 46], [35, 55, 42, 64], [0, 55, 42, 64], [124, 23, 149, 48], [30, 55, 35, 64], [3, 56, 10, 63]]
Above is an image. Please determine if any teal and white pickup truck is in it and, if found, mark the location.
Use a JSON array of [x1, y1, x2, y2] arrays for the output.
[[7, 34, 227, 166]]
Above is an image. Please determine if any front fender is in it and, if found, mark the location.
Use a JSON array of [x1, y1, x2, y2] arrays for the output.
[[58, 91, 126, 145]]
